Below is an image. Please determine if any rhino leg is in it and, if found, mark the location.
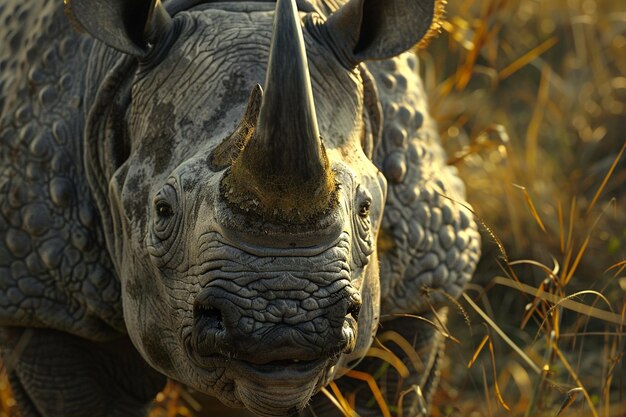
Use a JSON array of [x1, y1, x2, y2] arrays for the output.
[[0, 328, 166, 417], [6, 369, 40, 417]]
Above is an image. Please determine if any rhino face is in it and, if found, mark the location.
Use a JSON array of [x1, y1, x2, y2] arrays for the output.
[[70, 0, 439, 414], [115, 6, 385, 414]]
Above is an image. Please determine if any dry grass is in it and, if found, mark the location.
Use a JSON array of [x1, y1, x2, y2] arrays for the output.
[[1, 0, 624, 416], [418, 0, 625, 416]]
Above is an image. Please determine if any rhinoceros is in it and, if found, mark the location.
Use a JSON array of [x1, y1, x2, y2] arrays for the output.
[[0, 0, 481, 415]]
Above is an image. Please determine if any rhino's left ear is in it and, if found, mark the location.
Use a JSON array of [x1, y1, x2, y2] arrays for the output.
[[319, 0, 444, 65], [64, 0, 172, 57]]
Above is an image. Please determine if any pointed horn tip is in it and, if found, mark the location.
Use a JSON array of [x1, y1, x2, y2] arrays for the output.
[[222, 0, 333, 220], [145, 0, 173, 44], [244, 0, 326, 187], [276, 0, 298, 12]]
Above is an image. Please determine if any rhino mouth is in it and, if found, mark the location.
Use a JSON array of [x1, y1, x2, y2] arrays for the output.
[[231, 356, 331, 415], [186, 343, 331, 376], [185, 317, 348, 376], [234, 357, 329, 374], [184, 336, 333, 414]]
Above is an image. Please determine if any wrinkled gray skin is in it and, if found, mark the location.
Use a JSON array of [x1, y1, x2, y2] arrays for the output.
[[0, 0, 481, 416]]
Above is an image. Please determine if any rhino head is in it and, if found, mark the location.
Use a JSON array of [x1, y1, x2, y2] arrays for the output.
[[67, 0, 439, 414]]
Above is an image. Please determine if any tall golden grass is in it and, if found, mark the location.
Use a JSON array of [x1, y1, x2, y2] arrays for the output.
[[418, 0, 625, 415]]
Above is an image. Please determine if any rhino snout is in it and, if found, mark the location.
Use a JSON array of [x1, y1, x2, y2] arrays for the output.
[[190, 284, 361, 365]]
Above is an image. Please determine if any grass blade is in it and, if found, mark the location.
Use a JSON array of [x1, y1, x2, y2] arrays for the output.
[[345, 370, 392, 417], [498, 36, 558, 79], [463, 292, 541, 374], [553, 343, 599, 417], [468, 334, 490, 369], [586, 140, 626, 216], [493, 277, 624, 326], [376, 331, 424, 373], [488, 335, 511, 411]]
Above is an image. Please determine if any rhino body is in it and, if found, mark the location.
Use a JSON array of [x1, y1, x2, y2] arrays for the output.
[[0, 0, 480, 415]]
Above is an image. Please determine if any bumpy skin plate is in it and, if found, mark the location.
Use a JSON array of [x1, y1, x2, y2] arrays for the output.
[[0, 0, 123, 341], [0, 2, 166, 415], [370, 53, 481, 315]]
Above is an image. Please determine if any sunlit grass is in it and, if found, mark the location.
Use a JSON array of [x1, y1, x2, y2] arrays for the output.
[[418, 0, 625, 415]]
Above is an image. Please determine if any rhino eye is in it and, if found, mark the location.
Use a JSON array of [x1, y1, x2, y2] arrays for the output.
[[149, 184, 182, 265], [156, 201, 174, 218], [358, 200, 371, 218], [152, 184, 179, 234], [153, 184, 178, 218], [352, 187, 374, 267]]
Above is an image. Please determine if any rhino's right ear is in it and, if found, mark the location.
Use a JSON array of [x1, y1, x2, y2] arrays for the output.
[[319, 0, 444, 66], [64, 0, 172, 57]]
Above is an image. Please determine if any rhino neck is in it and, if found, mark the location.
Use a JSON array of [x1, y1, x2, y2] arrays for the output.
[[0, 1, 127, 339], [84, 49, 138, 273]]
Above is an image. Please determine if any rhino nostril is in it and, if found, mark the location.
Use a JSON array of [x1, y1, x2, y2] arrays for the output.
[[195, 305, 224, 331], [348, 302, 361, 322]]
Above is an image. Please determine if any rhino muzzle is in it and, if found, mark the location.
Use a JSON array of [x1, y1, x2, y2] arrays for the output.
[[185, 237, 362, 416], [189, 275, 361, 365]]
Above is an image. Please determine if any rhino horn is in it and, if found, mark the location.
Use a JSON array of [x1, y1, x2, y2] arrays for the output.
[[227, 0, 335, 220]]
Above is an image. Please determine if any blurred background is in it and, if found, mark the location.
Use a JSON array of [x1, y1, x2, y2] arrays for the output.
[[1, 0, 624, 416], [421, 0, 625, 416]]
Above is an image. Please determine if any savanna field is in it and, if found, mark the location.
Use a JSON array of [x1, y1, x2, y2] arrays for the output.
[[1, 0, 624, 416]]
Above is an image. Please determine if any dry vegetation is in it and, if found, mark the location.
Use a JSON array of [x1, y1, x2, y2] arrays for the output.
[[422, 0, 625, 416], [1, 0, 624, 416]]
